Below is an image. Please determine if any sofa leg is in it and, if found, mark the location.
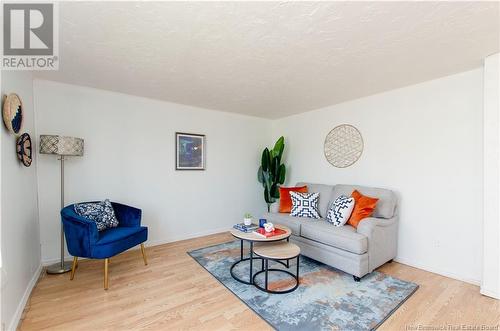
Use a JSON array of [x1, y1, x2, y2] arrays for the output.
[[70, 256, 78, 280], [353, 276, 361, 282], [104, 258, 109, 290], [140, 243, 148, 265]]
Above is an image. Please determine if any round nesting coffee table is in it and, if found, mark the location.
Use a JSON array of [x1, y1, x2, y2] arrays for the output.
[[252, 241, 301, 294], [230, 224, 291, 285]]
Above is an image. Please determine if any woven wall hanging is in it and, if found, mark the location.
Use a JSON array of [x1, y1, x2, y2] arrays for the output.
[[16, 132, 32, 167], [2, 93, 23, 134], [324, 124, 363, 168]]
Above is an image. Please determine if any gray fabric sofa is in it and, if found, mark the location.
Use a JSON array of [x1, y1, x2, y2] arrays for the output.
[[262, 182, 398, 281]]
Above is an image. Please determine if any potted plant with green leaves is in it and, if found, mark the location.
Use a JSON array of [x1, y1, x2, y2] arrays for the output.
[[243, 213, 253, 226], [257, 136, 286, 212]]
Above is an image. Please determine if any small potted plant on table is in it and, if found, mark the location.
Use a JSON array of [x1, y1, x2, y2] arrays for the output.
[[243, 213, 253, 226]]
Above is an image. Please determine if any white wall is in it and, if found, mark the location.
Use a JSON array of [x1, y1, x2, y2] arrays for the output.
[[482, 53, 499, 298], [34, 80, 271, 263], [272, 69, 484, 285], [1, 72, 41, 330]]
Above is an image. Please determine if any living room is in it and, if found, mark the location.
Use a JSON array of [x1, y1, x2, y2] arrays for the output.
[[1, 1, 499, 330]]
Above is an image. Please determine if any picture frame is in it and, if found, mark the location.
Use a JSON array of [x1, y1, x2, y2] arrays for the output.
[[175, 132, 205, 170]]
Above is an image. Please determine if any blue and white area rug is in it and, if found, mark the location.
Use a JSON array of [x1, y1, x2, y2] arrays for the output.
[[188, 240, 418, 331]]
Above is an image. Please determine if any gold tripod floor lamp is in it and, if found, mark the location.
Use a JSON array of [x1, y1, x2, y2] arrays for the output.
[[40, 135, 84, 274]]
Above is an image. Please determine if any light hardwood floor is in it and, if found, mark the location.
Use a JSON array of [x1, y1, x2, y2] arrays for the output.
[[19, 232, 499, 330]]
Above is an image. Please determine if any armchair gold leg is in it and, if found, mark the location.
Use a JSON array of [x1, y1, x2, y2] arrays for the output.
[[140, 244, 148, 265], [70, 256, 78, 280], [104, 258, 109, 290]]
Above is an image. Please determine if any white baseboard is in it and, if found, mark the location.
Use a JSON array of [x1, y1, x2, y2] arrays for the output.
[[480, 287, 500, 299], [41, 226, 230, 264], [8, 264, 43, 331], [394, 256, 481, 286]]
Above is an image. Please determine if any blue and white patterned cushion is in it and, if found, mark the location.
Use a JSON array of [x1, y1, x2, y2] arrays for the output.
[[326, 195, 355, 226], [290, 191, 321, 219], [74, 199, 119, 231]]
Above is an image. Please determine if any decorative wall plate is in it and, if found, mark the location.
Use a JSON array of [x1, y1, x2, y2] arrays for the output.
[[16, 133, 32, 167], [324, 124, 363, 168], [3, 93, 23, 134]]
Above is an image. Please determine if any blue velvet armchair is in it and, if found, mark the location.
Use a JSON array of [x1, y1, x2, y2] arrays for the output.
[[61, 201, 148, 289]]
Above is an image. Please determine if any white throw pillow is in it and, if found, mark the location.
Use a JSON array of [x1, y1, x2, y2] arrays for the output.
[[290, 191, 321, 219], [326, 195, 355, 226]]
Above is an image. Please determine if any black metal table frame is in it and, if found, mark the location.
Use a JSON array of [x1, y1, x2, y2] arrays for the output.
[[252, 254, 300, 294], [230, 236, 290, 285]]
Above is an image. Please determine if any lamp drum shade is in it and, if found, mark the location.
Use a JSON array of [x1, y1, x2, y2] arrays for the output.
[[40, 135, 84, 156]]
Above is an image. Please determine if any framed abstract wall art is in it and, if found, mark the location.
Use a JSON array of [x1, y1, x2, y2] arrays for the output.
[[175, 132, 205, 170]]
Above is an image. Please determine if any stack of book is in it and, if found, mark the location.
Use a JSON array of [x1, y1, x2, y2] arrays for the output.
[[233, 223, 259, 233], [253, 227, 287, 238]]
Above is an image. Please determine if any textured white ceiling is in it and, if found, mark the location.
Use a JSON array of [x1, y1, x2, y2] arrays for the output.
[[35, 1, 499, 118]]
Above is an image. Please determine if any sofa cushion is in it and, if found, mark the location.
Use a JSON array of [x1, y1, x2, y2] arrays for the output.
[[93, 226, 148, 259], [326, 195, 355, 226], [290, 192, 321, 219], [347, 190, 379, 228], [300, 221, 368, 254], [279, 185, 308, 213], [296, 182, 334, 218], [97, 226, 146, 245], [331, 184, 397, 219], [74, 199, 119, 231], [262, 212, 317, 236]]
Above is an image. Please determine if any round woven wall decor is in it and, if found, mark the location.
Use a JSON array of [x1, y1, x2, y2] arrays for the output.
[[324, 124, 363, 168], [2, 93, 23, 134], [16, 132, 32, 167]]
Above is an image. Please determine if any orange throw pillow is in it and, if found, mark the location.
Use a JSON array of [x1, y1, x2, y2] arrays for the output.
[[347, 190, 379, 228], [279, 186, 308, 213]]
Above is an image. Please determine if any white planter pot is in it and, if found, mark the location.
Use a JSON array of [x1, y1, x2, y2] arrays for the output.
[[243, 218, 252, 226]]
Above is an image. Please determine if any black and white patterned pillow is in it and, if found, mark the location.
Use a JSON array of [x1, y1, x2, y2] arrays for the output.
[[326, 195, 355, 226], [74, 199, 119, 231], [290, 191, 320, 219]]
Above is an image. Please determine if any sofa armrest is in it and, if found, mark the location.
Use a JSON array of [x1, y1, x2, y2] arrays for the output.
[[112, 202, 142, 227], [358, 217, 396, 229], [61, 210, 99, 257], [357, 216, 398, 272]]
